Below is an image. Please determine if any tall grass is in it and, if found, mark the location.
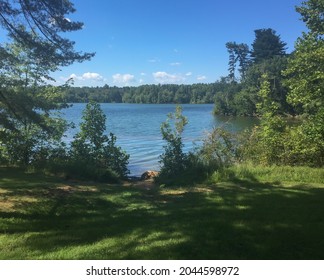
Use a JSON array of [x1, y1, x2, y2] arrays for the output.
[[210, 164, 324, 184]]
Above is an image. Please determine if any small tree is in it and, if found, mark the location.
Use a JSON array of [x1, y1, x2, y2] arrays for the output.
[[158, 106, 188, 181], [70, 101, 129, 180], [196, 127, 237, 172], [226, 42, 250, 82], [244, 74, 286, 165]]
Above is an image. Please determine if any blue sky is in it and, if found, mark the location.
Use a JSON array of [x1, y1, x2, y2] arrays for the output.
[[53, 0, 306, 87]]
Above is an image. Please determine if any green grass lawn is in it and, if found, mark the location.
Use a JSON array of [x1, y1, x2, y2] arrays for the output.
[[0, 166, 324, 259]]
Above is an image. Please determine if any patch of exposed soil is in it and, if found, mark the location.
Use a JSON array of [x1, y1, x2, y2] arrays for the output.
[[123, 178, 156, 190]]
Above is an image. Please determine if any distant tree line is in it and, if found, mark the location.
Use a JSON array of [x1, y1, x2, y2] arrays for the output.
[[62, 82, 232, 104], [62, 28, 293, 118]]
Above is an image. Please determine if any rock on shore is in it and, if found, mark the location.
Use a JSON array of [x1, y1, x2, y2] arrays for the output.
[[140, 170, 159, 180]]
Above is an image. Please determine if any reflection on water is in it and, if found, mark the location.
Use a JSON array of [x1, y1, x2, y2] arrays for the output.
[[214, 115, 259, 132], [61, 103, 258, 176]]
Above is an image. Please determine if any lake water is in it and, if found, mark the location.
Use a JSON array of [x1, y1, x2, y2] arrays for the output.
[[61, 103, 256, 176]]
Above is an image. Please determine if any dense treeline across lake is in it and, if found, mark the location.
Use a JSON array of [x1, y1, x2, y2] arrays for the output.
[[62, 82, 226, 104]]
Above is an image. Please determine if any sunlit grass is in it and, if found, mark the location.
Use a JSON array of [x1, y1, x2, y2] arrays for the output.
[[211, 164, 324, 184], [0, 166, 324, 259]]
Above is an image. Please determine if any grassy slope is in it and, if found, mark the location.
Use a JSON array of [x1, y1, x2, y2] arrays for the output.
[[0, 166, 323, 260]]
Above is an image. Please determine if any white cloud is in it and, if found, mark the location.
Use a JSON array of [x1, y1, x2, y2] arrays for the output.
[[112, 73, 135, 85], [197, 75, 207, 81], [170, 62, 181, 66], [82, 72, 104, 80], [185, 72, 192, 76], [153, 71, 185, 84], [69, 73, 79, 80], [68, 72, 104, 81]]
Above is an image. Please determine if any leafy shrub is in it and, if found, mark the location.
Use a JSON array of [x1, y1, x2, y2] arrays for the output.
[[157, 106, 237, 185], [0, 116, 68, 166], [68, 101, 129, 181], [157, 106, 190, 184], [240, 76, 324, 167], [195, 127, 238, 171]]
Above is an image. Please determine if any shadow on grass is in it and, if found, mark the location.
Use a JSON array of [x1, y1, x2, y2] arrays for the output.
[[0, 167, 324, 259]]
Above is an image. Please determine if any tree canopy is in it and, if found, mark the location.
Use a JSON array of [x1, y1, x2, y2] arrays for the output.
[[0, 0, 94, 133], [216, 28, 289, 116], [296, 0, 324, 34], [251, 28, 287, 62], [225, 42, 250, 82], [0, 0, 94, 68], [284, 0, 324, 115], [240, 0, 324, 167], [0, 0, 96, 170]]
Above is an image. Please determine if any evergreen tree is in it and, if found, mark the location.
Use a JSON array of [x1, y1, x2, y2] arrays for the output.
[[0, 0, 94, 67], [225, 42, 250, 82], [0, 0, 94, 136], [251, 28, 287, 62], [0, 42, 69, 165]]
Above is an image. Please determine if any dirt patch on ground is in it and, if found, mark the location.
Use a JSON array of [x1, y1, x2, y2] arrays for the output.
[[123, 178, 156, 190], [45, 184, 99, 198], [0, 199, 15, 212]]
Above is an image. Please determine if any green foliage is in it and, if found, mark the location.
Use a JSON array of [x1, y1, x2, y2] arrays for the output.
[[296, 0, 324, 34], [241, 71, 323, 167], [0, 85, 68, 166], [0, 116, 67, 166], [240, 75, 287, 165], [0, 42, 69, 133], [213, 79, 243, 115], [0, 1, 93, 142], [239, 1, 324, 168], [232, 89, 258, 116], [250, 28, 287, 62], [158, 106, 189, 183], [216, 29, 289, 117], [0, 1, 93, 169], [158, 106, 239, 185], [280, 0, 324, 167], [244, 56, 291, 114], [284, 0, 324, 115], [0, 31, 81, 169], [226, 42, 250, 81], [283, 109, 324, 167], [284, 34, 324, 115], [194, 127, 238, 172], [62, 83, 224, 104], [69, 101, 129, 181], [0, 0, 94, 69]]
